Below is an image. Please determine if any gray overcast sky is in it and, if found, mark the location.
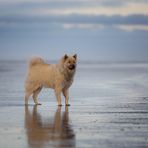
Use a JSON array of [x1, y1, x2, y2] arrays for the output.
[[0, 0, 148, 61]]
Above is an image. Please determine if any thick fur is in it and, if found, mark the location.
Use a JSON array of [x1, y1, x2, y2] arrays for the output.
[[25, 54, 77, 106]]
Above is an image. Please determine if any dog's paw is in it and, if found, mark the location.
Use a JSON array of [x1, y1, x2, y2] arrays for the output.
[[58, 104, 62, 106], [66, 104, 70, 106], [35, 103, 42, 105]]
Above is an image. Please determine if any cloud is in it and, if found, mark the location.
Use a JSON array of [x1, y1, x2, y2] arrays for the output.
[[0, 0, 148, 31], [1, 14, 148, 32], [61, 23, 148, 32], [62, 23, 105, 30], [0, 14, 148, 25], [30, 3, 148, 16], [0, 0, 148, 5], [1, 0, 148, 16], [116, 25, 148, 32]]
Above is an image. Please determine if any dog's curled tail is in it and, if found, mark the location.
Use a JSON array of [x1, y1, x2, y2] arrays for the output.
[[29, 57, 45, 68]]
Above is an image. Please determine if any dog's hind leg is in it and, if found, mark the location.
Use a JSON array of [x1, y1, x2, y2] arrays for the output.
[[55, 87, 62, 106], [32, 87, 42, 105], [25, 91, 32, 105]]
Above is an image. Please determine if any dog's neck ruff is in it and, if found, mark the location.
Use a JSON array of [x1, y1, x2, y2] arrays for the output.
[[58, 64, 75, 81]]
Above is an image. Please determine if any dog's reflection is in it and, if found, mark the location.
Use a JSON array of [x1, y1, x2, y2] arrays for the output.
[[25, 105, 75, 148]]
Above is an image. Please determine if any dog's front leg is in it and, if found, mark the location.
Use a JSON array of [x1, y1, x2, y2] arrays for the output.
[[63, 89, 70, 106], [55, 87, 62, 106]]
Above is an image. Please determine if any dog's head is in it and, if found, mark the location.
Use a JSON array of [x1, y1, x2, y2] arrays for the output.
[[62, 54, 77, 72]]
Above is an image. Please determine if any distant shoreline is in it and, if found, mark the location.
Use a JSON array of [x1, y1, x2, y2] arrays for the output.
[[1, 59, 148, 65]]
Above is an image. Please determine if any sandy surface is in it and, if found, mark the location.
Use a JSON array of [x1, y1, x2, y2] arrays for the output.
[[0, 98, 148, 148], [0, 61, 148, 148]]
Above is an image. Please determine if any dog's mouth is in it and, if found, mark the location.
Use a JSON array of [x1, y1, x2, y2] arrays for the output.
[[68, 65, 75, 70]]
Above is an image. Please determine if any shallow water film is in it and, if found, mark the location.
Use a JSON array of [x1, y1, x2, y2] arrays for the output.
[[0, 61, 148, 148]]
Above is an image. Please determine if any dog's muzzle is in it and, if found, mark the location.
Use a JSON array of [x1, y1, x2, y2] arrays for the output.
[[68, 64, 75, 70]]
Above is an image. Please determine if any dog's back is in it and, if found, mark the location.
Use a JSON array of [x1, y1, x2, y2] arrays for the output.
[[29, 57, 45, 68], [25, 57, 58, 91]]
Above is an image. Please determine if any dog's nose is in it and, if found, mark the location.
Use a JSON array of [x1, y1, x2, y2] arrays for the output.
[[69, 64, 75, 70], [71, 65, 75, 69]]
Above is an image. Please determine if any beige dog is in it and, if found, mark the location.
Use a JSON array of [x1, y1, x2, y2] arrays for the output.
[[25, 54, 77, 106]]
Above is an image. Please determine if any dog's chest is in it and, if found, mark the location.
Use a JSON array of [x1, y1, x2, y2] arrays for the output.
[[62, 79, 73, 89]]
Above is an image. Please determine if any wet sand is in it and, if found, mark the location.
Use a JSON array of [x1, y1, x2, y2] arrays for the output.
[[0, 99, 148, 148], [0, 61, 148, 148]]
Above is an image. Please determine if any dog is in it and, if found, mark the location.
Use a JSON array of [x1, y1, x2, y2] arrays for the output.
[[25, 54, 77, 106]]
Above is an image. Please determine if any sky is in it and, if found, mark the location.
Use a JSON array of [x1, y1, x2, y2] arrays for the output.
[[0, 0, 148, 61]]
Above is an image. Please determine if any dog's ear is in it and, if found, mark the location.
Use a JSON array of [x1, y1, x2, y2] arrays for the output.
[[73, 54, 77, 59], [64, 54, 68, 60]]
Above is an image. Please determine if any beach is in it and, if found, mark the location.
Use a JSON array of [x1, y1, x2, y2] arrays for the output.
[[0, 60, 148, 148]]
